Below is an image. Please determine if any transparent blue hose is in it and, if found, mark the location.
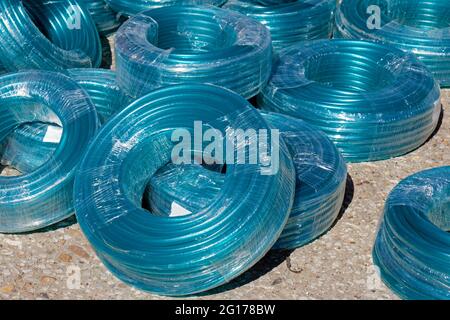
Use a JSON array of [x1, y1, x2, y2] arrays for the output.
[[74, 84, 295, 296], [78, 0, 122, 35], [0, 0, 102, 71], [1, 69, 131, 174], [373, 166, 450, 300], [258, 39, 442, 163], [105, 0, 226, 17], [0, 70, 99, 233], [335, 0, 450, 87], [223, 0, 335, 51], [147, 112, 348, 250], [115, 5, 273, 99]]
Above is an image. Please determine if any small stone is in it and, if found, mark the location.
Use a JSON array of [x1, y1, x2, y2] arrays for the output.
[[40, 276, 56, 285], [58, 253, 73, 263], [68, 245, 90, 259], [271, 278, 283, 286], [1, 284, 14, 294]]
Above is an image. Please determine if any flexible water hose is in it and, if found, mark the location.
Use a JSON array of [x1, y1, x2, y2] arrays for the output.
[[78, 0, 122, 35], [0, 0, 102, 71], [258, 39, 441, 163], [74, 84, 295, 296], [105, 0, 226, 17], [147, 112, 348, 250], [1, 69, 131, 174], [0, 70, 99, 233], [223, 0, 335, 51], [373, 166, 450, 300], [335, 0, 450, 87], [115, 5, 273, 99]]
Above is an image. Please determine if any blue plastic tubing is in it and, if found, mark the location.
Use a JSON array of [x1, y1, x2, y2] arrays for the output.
[[105, 0, 226, 17], [1, 69, 131, 174], [258, 39, 442, 163], [223, 0, 335, 51], [0, 0, 102, 71], [335, 0, 450, 87], [373, 166, 450, 300], [147, 112, 348, 250], [115, 5, 273, 99], [78, 0, 122, 35], [0, 71, 99, 234], [74, 84, 296, 296]]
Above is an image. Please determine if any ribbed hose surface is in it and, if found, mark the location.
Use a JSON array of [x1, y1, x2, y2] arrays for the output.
[[78, 0, 122, 35], [335, 0, 450, 87], [105, 0, 226, 16], [373, 166, 450, 300], [147, 112, 348, 250], [115, 5, 273, 99], [0, 0, 102, 71], [258, 39, 442, 163], [1, 69, 131, 174], [223, 0, 335, 51], [74, 84, 296, 296], [0, 71, 99, 233]]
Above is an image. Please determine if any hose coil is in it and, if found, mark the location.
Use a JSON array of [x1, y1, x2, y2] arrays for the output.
[[115, 5, 273, 99], [258, 39, 441, 163], [78, 0, 122, 35], [0, 0, 102, 72], [147, 112, 348, 250], [74, 84, 295, 296], [223, 0, 335, 51], [105, 0, 226, 17], [0, 71, 99, 233], [335, 0, 450, 87], [373, 166, 450, 300], [1, 69, 131, 174]]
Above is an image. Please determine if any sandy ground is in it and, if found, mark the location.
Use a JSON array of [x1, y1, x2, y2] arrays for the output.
[[0, 37, 448, 299]]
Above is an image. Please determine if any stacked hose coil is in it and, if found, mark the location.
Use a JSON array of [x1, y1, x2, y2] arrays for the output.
[[105, 0, 226, 17], [115, 5, 273, 99], [78, 0, 122, 35], [335, 0, 450, 87], [0, 0, 102, 71], [373, 166, 450, 300], [74, 84, 296, 296], [258, 39, 442, 163], [0, 71, 99, 233], [147, 112, 348, 250], [1, 69, 131, 174], [223, 0, 335, 51]]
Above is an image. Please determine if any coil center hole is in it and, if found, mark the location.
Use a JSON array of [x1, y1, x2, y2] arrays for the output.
[[151, 16, 236, 54], [428, 199, 450, 232], [142, 162, 226, 218], [304, 52, 396, 92], [0, 99, 61, 177]]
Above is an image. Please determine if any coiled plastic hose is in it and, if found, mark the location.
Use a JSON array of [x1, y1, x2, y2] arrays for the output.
[[74, 84, 296, 296], [1, 69, 131, 174], [105, 0, 226, 17], [373, 166, 450, 300], [0, 0, 102, 71], [258, 39, 442, 163], [223, 0, 335, 51], [115, 5, 273, 99], [335, 0, 450, 87], [78, 0, 122, 35], [0, 71, 98, 233], [147, 112, 348, 250]]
